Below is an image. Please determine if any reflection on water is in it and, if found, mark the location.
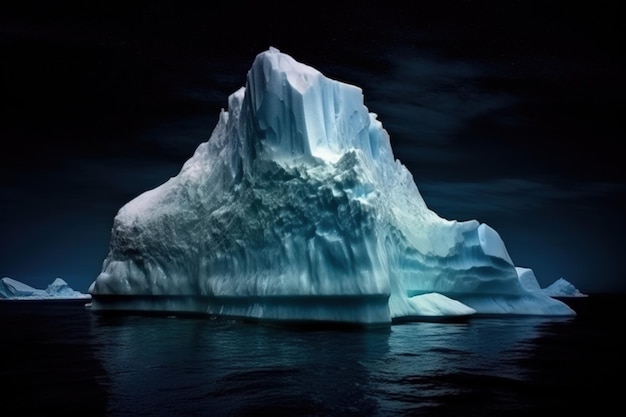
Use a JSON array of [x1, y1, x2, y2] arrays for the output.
[[90, 312, 574, 416], [372, 317, 575, 415], [4, 299, 615, 417], [92, 315, 390, 416]]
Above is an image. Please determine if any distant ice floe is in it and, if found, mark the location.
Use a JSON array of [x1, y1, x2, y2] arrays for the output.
[[0, 277, 91, 300], [543, 277, 588, 298]]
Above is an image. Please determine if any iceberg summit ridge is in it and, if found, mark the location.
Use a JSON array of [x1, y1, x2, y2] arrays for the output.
[[89, 47, 575, 324]]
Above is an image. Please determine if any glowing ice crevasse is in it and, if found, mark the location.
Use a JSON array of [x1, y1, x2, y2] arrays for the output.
[[88, 47, 575, 325]]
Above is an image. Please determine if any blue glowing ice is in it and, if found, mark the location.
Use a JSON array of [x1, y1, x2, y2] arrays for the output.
[[88, 48, 574, 324]]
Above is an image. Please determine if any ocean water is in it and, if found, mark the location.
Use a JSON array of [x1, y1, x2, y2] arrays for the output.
[[0, 296, 623, 416]]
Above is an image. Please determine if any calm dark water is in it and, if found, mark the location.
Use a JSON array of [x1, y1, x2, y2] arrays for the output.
[[0, 296, 623, 416]]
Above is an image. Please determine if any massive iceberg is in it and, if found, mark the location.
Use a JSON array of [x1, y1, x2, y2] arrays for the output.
[[88, 47, 574, 325]]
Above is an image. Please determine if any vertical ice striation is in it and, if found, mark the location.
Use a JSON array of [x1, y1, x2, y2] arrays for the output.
[[242, 46, 386, 166], [89, 47, 574, 324]]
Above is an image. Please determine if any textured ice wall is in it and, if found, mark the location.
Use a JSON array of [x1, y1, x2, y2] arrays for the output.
[[89, 48, 574, 323]]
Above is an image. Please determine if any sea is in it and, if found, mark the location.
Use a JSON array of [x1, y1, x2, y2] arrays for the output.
[[0, 295, 623, 417]]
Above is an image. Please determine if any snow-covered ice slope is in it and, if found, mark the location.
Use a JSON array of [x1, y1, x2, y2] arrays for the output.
[[89, 47, 574, 324]]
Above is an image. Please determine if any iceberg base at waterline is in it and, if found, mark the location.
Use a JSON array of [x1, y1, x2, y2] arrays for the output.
[[88, 48, 576, 325], [88, 294, 393, 325]]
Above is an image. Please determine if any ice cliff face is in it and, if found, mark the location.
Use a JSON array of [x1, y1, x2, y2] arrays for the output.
[[89, 47, 574, 324]]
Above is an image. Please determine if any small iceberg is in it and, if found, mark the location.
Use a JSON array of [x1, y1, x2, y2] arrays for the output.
[[543, 278, 588, 298], [0, 277, 91, 300]]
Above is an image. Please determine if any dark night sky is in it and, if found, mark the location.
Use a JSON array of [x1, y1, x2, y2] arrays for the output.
[[1, 1, 624, 294]]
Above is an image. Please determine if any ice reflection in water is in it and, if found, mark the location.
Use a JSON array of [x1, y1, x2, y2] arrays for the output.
[[91, 314, 572, 416]]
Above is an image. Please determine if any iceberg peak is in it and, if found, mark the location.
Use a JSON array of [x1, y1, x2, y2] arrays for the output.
[[89, 48, 575, 324], [254, 46, 321, 94], [241, 47, 385, 168]]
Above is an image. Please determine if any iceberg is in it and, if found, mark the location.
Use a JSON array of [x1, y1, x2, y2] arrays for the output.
[[88, 47, 574, 325], [45, 277, 92, 299], [0, 277, 91, 300], [0, 277, 44, 299], [543, 278, 588, 298]]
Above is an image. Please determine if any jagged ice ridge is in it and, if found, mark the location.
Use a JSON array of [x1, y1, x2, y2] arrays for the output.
[[88, 47, 575, 324]]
